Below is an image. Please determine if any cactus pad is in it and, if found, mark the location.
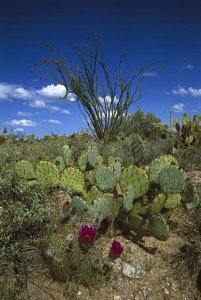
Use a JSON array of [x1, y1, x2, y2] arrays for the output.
[[149, 155, 177, 184], [95, 166, 117, 191], [15, 160, 36, 180], [119, 165, 149, 199], [148, 215, 170, 241], [36, 161, 60, 187], [61, 167, 85, 193], [159, 166, 186, 193], [164, 193, 181, 209], [149, 194, 166, 215]]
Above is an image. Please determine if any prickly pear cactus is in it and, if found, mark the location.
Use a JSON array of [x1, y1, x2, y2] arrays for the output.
[[95, 166, 117, 191], [36, 161, 60, 187], [63, 145, 72, 166], [87, 143, 98, 168], [96, 155, 104, 167], [149, 194, 166, 215], [164, 193, 181, 209], [132, 202, 149, 216], [78, 153, 88, 171], [148, 215, 170, 241], [82, 186, 103, 204], [127, 212, 148, 236], [149, 155, 177, 184], [182, 181, 200, 209], [159, 166, 186, 194], [71, 196, 89, 216], [61, 167, 85, 193], [119, 165, 149, 199], [123, 185, 135, 212], [15, 160, 36, 180], [55, 156, 66, 172], [90, 197, 122, 223], [131, 135, 144, 165]]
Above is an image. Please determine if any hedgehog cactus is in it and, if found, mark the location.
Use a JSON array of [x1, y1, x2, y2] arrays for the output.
[[36, 161, 60, 187], [159, 166, 186, 193], [15, 160, 36, 180], [131, 135, 144, 165], [149, 155, 177, 184], [63, 145, 72, 166], [61, 167, 85, 193], [119, 165, 149, 199], [95, 166, 118, 191]]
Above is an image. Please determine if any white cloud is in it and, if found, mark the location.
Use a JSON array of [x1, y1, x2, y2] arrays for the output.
[[172, 86, 201, 97], [60, 109, 70, 114], [14, 87, 33, 99], [143, 71, 157, 77], [37, 84, 66, 98], [29, 100, 46, 108], [188, 87, 201, 97], [66, 92, 77, 102], [5, 119, 38, 127], [0, 82, 17, 100], [172, 87, 188, 96], [182, 64, 194, 69], [172, 103, 185, 112], [45, 119, 62, 125]]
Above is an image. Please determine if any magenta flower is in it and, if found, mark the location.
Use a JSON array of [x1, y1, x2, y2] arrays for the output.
[[79, 225, 96, 245], [109, 240, 123, 260]]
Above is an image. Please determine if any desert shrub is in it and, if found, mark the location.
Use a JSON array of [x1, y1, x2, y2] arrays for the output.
[[174, 145, 201, 171], [117, 109, 162, 138]]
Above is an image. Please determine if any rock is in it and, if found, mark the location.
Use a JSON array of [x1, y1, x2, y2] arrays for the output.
[[122, 259, 145, 279]]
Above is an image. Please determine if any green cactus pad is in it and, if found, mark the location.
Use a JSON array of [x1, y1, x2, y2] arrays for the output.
[[61, 167, 85, 193], [131, 135, 144, 165], [78, 153, 88, 171], [15, 160, 36, 180], [85, 170, 96, 186], [159, 166, 186, 194], [96, 155, 104, 167], [132, 202, 149, 216], [63, 144, 72, 166], [55, 156, 66, 172], [127, 212, 148, 236], [165, 193, 181, 209], [87, 143, 98, 168], [119, 165, 149, 199], [149, 194, 166, 215], [182, 181, 200, 209], [149, 155, 177, 184], [123, 185, 135, 212], [148, 215, 170, 241], [71, 196, 89, 216], [95, 166, 117, 191], [82, 186, 103, 204], [36, 161, 60, 187], [90, 197, 122, 223]]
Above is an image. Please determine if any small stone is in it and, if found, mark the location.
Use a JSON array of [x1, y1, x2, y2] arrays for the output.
[[77, 291, 81, 296], [122, 263, 136, 278], [114, 296, 121, 300], [163, 288, 169, 295]]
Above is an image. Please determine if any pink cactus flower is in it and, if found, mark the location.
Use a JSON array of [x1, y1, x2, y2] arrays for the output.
[[79, 225, 96, 245], [109, 240, 123, 260]]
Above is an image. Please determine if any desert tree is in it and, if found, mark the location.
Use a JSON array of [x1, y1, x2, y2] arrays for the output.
[[39, 37, 162, 141]]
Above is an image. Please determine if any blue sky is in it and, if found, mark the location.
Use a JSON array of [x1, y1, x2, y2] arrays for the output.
[[1, 0, 201, 137]]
